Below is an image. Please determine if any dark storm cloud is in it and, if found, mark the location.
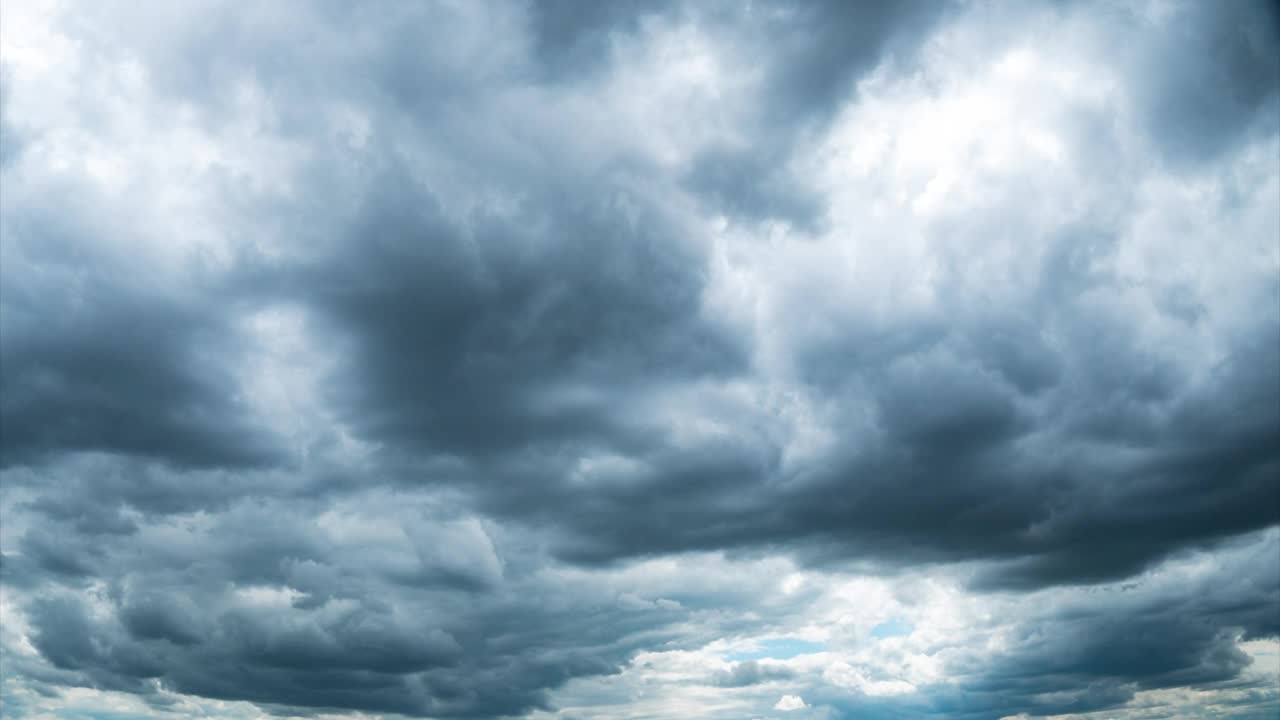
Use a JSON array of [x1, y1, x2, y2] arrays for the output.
[[682, 144, 826, 231], [1127, 0, 1280, 167], [526, 0, 676, 79], [641, 318, 1266, 590], [2, 0, 1278, 718], [2, 0, 732, 709], [0, 203, 281, 470], [292, 157, 744, 463], [456, 189, 1276, 587], [458, 261, 1275, 590], [9, 492, 691, 718], [681, 0, 956, 230], [751, 0, 951, 122]]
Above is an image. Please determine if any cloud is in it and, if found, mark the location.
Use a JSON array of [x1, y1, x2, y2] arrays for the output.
[[1125, 0, 1280, 167], [3, 485, 697, 717], [525, 0, 677, 81], [0, 215, 283, 470], [678, 0, 957, 230], [713, 660, 797, 688], [0, 0, 1276, 719], [775, 694, 809, 711]]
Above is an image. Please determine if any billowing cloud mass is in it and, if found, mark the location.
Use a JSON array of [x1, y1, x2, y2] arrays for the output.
[[1, 1, 1277, 718]]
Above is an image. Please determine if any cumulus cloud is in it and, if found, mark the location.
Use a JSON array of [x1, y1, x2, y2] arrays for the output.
[[775, 694, 809, 711], [0, 0, 1276, 718]]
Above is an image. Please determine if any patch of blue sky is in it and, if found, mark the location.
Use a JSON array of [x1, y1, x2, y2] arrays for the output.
[[870, 618, 914, 639], [725, 637, 827, 661]]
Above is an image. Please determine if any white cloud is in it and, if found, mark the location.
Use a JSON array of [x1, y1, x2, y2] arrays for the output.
[[774, 694, 808, 711]]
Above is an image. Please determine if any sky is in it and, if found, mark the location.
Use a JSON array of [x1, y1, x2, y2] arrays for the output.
[[0, 1, 1277, 719]]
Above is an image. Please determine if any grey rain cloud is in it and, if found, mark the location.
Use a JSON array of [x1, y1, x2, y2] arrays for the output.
[[0, 1, 1277, 719]]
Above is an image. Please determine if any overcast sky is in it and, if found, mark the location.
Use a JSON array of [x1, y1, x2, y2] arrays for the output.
[[1, 1, 1278, 719]]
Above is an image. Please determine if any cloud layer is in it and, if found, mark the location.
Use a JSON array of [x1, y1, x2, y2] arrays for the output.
[[1, 1, 1277, 718]]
